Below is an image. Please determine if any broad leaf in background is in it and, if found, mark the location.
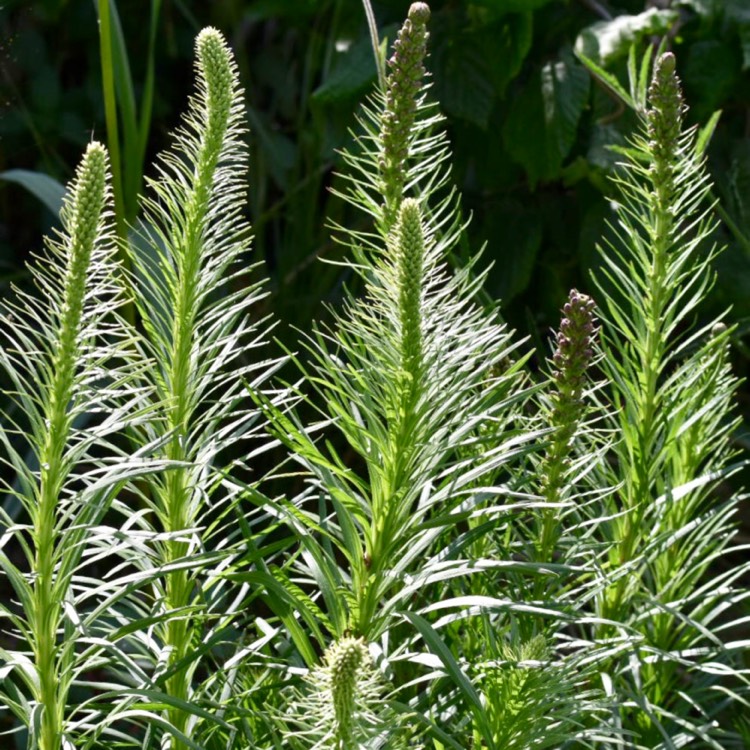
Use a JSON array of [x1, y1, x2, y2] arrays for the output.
[[503, 49, 589, 186], [575, 8, 678, 65], [684, 40, 742, 119], [542, 49, 590, 163], [432, 9, 533, 128], [311, 31, 383, 105]]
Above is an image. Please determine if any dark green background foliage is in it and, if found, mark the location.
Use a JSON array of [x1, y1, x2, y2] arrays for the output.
[[2, 0, 750, 463]]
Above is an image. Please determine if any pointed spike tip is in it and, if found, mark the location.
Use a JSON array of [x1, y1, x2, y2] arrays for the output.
[[408, 2, 430, 25], [84, 141, 106, 158], [658, 51, 676, 75], [196, 26, 224, 47]]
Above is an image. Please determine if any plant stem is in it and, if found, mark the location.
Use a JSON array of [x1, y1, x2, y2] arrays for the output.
[[155, 29, 235, 748], [361, 0, 385, 90], [97, 0, 125, 243], [32, 143, 108, 750]]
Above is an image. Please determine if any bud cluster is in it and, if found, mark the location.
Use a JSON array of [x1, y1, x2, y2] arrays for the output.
[[647, 52, 686, 206], [380, 2, 431, 227], [326, 636, 370, 746], [395, 199, 425, 392], [60, 142, 109, 364], [539, 289, 598, 525], [551, 289, 597, 408], [196, 28, 236, 174]]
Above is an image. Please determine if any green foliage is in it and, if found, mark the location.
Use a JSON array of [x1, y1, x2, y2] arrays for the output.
[[5, 0, 750, 335], [575, 9, 679, 66], [96, 0, 162, 239], [0, 142, 149, 749], [503, 48, 590, 187], [590, 50, 747, 747], [0, 3, 748, 750]]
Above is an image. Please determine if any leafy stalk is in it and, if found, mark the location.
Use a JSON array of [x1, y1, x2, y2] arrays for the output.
[[0, 142, 144, 749], [34, 145, 109, 750], [116, 27, 278, 749], [256, 5, 541, 747], [593, 51, 749, 745]]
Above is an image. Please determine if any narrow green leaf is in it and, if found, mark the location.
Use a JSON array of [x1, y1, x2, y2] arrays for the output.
[[97, 0, 125, 240], [0, 169, 65, 217], [576, 50, 635, 109], [404, 612, 492, 739], [696, 110, 722, 157]]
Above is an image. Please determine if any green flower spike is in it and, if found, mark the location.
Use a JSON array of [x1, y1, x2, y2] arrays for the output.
[[647, 52, 684, 203], [549, 290, 597, 441], [0, 140, 116, 750], [328, 636, 370, 747], [195, 27, 235, 174], [284, 636, 387, 749], [380, 2, 431, 228], [34, 141, 110, 750], [60, 143, 109, 321], [395, 198, 426, 397]]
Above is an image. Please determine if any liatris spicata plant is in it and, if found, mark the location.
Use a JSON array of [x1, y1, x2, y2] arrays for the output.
[[251, 4, 570, 748], [590, 49, 749, 746], [0, 142, 152, 749], [2, 4, 749, 748], [99, 28, 285, 749], [454, 290, 608, 750]]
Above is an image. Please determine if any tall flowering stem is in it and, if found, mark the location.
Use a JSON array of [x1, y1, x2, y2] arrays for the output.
[[604, 52, 690, 606], [126, 26, 257, 749], [33, 143, 110, 750], [590, 49, 745, 743], [337, 1, 458, 271], [161, 31, 239, 743], [0, 141, 120, 750]]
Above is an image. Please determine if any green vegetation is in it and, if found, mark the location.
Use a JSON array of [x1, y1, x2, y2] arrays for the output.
[[0, 2, 748, 748]]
